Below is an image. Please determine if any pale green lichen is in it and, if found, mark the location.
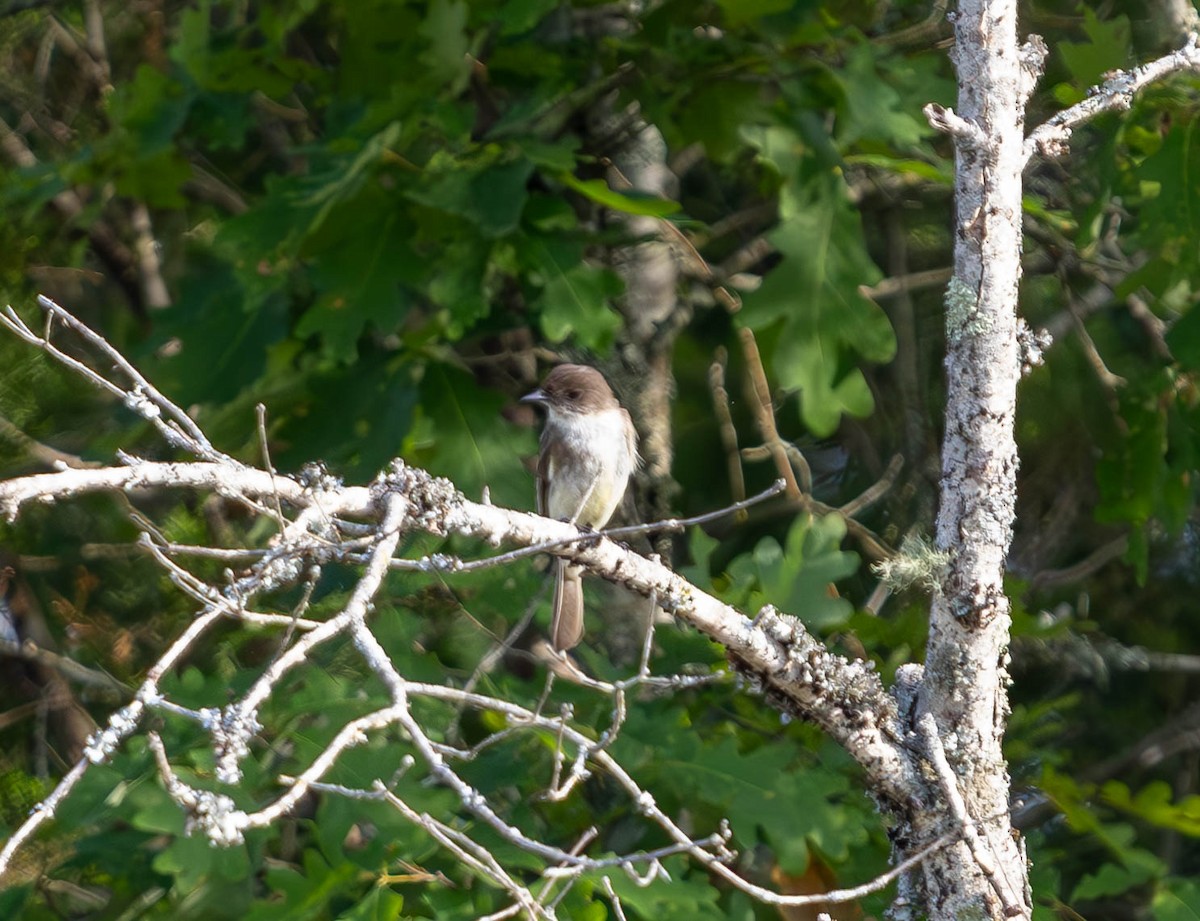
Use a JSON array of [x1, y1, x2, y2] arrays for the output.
[[944, 276, 989, 343], [872, 534, 950, 594]]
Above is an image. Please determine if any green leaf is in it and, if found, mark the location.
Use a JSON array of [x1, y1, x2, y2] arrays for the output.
[[678, 81, 768, 161], [303, 122, 404, 238], [602, 857, 724, 919], [153, 829, 253, 894], [680, 527, 722, 587], [409, 363, 536, 510], [150, 831, 214, 889], [427, 235, 496, 335], [256, 0, 323, 46], [832, 43, 930, 147], [521, 138, 581, 173], [1154, 879, 1200, 921], [419, 0, 472, 91], [1058, 9, 1132, 90], [740, 126, 894, 435], [529, 238, 624, 348], [1168, 302, 1200, 371], [0, 888, 29, 921], [668, 736, 794, 841], [128, 782, 187, 836], [245, 850, 360, 921], [1043, 769, 1169, 897], [494, 0, 562, 36], [111, 149, 194, 209], [1072, 848, 1163, 901], [336, 886, 405, 921], [631, 726, 869, 875], [772, 769, 870, 871], [300, 201, 415, 361], [748, 514, 857, 630], [715, 0, 792, 27], [149, 253, 290, 405], [408, 156, 535, 238], [1101, 780, 1200, 835], [1137, 121, 1200, 254], [559, 172, 682, 217], [705, 739, 863, 870], [107, 65, 194, 153], [173, 3, 314, 94], [1096, 391, 1167, 530]]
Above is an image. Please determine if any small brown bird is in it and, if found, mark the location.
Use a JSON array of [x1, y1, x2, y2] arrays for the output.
[[522, 365, 638, 651]]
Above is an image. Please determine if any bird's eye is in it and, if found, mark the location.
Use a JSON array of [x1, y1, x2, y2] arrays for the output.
[[567, 389, 582, 401]]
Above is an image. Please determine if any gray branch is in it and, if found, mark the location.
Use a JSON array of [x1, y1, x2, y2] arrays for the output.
[[1024, 34, 1200, 163], [0, 299, 925, 910]]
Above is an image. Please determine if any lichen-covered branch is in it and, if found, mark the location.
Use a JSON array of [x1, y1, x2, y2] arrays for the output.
[[918, 15, 1200, 921], [0, 299, 926, 910], [1024, 34, 1200, 163], [920, 0, 1036, 917]]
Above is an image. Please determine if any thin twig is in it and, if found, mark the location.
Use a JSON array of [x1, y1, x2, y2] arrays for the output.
[[874, 0, 949, 47], [917, 715, 1025, 916], [709, 349, 747, 509], [0, 637, 128, 695], [397, 479, 787, 576], [254, 403, 290, 538], [738, 327, 803, 498], [1028, 533, 1129, 592], [1068, 298, 1126, 391], [0, 412, 100, 470], [840, 454, 905, 517], [129, 203, 170, 309]]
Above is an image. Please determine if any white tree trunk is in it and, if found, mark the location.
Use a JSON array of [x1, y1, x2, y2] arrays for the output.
[[915, 0, 1037, 916]]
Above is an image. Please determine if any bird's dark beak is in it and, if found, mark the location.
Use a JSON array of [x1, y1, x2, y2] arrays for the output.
[[521, 388, 548, 405]]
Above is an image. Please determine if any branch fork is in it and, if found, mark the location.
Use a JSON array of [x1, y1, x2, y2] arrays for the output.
[[0, 297, 932, 912], [1024, 33, 1200, 164]]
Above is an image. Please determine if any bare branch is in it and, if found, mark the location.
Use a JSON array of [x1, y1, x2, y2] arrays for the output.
[[738, 327, 804, 498], [917, 716, 1025, 915], [129, 202, 171, 309], [395, 478, 786, 576], [0, 635, 129, 695], [839, 454, 904, 518], [709, 349, 747, 508], [0, 300, 930, 909], [1028, 534, 1129, 592], [0, 460, 370, 523], [0, 411, 100, 470], [0, 454, 914, 809], [923, 103, 991, 150], [1024, 34, 1200, 163]]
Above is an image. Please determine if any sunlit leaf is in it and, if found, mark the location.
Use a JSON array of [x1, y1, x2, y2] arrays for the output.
[[559, 172, 682, 217]]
